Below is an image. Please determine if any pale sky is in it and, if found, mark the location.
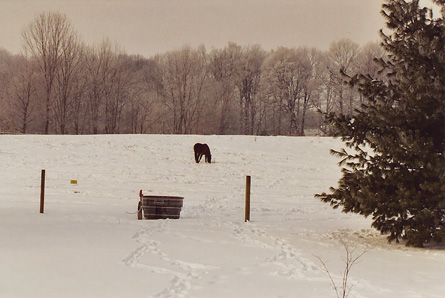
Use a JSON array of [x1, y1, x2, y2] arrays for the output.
[[0, 0, 405, 58]]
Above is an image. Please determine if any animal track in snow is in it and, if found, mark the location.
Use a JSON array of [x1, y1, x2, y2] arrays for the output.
[[231, 222, 324, 281], [123, 220, 218, 298]]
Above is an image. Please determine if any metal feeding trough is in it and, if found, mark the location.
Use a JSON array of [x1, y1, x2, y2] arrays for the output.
[[140, 194, 184, 220]]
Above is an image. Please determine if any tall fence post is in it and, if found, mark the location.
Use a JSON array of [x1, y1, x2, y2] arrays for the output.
[[138, 190, 143, 220], [40, 169, 45, 213], [245, 175, 251, 222]]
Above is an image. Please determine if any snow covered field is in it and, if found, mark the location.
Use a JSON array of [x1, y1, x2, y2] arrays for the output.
[[0, 134, 443, 298]]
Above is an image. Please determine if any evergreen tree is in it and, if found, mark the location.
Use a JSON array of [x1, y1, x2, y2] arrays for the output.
[[316, 0, 444, 247]]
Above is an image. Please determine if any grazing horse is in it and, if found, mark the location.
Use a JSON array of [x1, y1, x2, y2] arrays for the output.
[[194, 143, 212, 163]]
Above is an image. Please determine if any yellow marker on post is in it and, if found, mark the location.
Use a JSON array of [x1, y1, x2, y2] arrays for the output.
[[70, 180, 78, 185]]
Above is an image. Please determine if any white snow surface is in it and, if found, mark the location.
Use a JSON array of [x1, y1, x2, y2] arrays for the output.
[[0, 134, 443, 298]]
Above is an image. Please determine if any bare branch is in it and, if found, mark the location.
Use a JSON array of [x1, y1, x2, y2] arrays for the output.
[[315, 241, 368, 298]]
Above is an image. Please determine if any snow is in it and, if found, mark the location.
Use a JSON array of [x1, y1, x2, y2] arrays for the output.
[[0, 134, 443, 298]]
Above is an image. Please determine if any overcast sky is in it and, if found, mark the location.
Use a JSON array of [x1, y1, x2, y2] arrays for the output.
[[0, 0, 434, 58]]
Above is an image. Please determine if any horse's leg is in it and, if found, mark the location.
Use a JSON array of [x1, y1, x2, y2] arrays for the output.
[[195, 151, 199, 163]]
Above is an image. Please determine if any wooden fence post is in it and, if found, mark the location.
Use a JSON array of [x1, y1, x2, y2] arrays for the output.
[[40, 169, 45, 213], [138, 190, 143, 220], [245, 175, 251, 222]]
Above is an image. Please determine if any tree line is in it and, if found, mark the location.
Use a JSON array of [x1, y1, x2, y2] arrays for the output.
[[0, 12, 386, 135]]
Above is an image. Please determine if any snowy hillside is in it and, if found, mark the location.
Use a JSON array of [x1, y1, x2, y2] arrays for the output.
[[0, 134, 443, 298]]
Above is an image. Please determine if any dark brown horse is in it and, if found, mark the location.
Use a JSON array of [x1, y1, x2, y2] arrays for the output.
[[194, 143, 212, 163]]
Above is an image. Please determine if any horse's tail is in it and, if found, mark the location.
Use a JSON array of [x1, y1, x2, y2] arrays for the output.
[[204, 144, 211, 163]]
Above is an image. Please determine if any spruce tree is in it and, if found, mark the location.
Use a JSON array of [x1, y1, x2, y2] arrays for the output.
[[316, 0, 444, 247]]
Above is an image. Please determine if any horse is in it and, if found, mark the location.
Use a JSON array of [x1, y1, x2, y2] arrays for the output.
[[194, 143, 212, 163]]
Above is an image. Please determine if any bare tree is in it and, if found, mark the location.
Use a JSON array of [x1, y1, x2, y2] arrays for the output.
[[53, 31, 84, 134], [84, 40, 118, 134], [22, 12, 76, 134], [314, 52, 339, 134], [8, 56, 38, 133], [124, 56, 160, 134], [84, 44, 103, 134], [261, 47, 312, 135], [357, 42, 386, 79], [300, 48, 324, 136], [71, 56, 89, 135], [0, 48, 15, 132], [156, 45, 208, 134], [320, 52, 336, 114], [326, 39, 360, 116], [356, 42, 388, 104], [236, 45, 266, 135], [208, 43, 240, 134], [83, 41, 142, 134], [104, 53, 134, 134]]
